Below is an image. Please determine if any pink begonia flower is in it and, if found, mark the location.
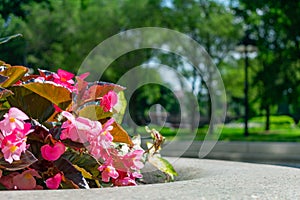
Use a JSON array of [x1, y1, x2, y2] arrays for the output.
[[12, 169, 41, 190], [122, 149, 144, 171], [53, 69, 75, 91], [60, 111, 102, 143], [100, 91, 118, 112], [131, 171, 143, 179], [112, 170, 143, 187], [97, 118, 114, 148], [98, 158, 119, 182], [41, 142, 65, 161], [0, 107, 29, 135], [87, 118, 114, 159], [114, 177, 137, 186], [113, 171, 139, 186], [0, 123, 33, 163], [45, 173, 62, 189]]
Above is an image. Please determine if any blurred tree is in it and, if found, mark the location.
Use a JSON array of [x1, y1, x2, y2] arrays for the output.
[[1, 0, 244, 129], [0, 0, 49, 20], [0, 15, 26, 65], [156, 0, 243, 130], [236, 0, 300, 130]]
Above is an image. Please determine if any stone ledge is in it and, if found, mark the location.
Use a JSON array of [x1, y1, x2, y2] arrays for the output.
[[160, 141, 300, 163], [1, 158, 299, 199]]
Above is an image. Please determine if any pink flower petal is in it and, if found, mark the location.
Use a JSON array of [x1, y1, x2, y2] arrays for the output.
[[41, 142, 65, 161], [53, 104, 62, 112], [57, 69, 74, 80], [45, 173, 62, 189], [100, 91, 118, 112], [78, 72, 90, 80], [61, 111, 75, 123], [8, 107, 29, 120]]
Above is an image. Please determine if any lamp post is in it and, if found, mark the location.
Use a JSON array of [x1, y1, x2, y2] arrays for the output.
[[235, 33, 257, 137]]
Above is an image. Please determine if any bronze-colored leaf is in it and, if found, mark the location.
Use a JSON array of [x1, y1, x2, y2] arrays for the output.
[[85, 82, 125, 102], [0, 65, 28, 87], [8, 86, 56, 122], [22, 82, 71, 107], [0, 60, 11, 68], [78, 104, 112, 121], [110, 121, 133, 146], [0, 150, 38, 171], [21, 75, 40, 82]]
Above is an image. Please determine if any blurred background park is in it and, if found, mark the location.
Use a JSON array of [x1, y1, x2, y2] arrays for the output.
[[1, 0, 300, 142]]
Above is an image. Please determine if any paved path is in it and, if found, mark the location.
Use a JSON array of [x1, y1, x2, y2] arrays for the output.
[[160, 141, 300, 167], [2, 158, 299, 199]]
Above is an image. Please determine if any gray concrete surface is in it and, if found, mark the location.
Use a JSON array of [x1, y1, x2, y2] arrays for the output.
[[1, 158, 299, 199], [160, 141, 300, 165]]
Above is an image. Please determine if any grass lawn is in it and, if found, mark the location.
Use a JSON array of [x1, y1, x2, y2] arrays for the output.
[[156, 125, 300, 142], [135, 115, 300, 142]]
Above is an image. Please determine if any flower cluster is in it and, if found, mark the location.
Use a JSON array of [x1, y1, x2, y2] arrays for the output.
[[0, 108, 32, 164], [0, 63, 176, 190]]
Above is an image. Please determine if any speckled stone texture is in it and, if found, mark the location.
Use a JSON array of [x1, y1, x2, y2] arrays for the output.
[[1, 158, 299, 199]]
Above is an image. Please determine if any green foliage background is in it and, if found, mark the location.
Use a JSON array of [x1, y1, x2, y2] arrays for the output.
[[0, 0, 300, 133]]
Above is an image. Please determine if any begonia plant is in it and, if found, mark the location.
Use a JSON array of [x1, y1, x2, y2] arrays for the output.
[[0, 60, 177, 190]]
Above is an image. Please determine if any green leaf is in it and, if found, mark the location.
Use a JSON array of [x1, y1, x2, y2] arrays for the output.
[[22, 82, 71, 108], [0, 66, 28, 87], [54, 157, 90, 189], [0, 34, 22, 45], [0, 150, 38, 171], [7, 86, 55, 122], [148, 154, 178, 181], [78, 104, 112, 121], [62, 148, 101, 178]]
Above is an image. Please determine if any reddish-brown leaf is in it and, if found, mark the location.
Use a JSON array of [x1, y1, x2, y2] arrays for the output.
[[110, 121, 133, 146]]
